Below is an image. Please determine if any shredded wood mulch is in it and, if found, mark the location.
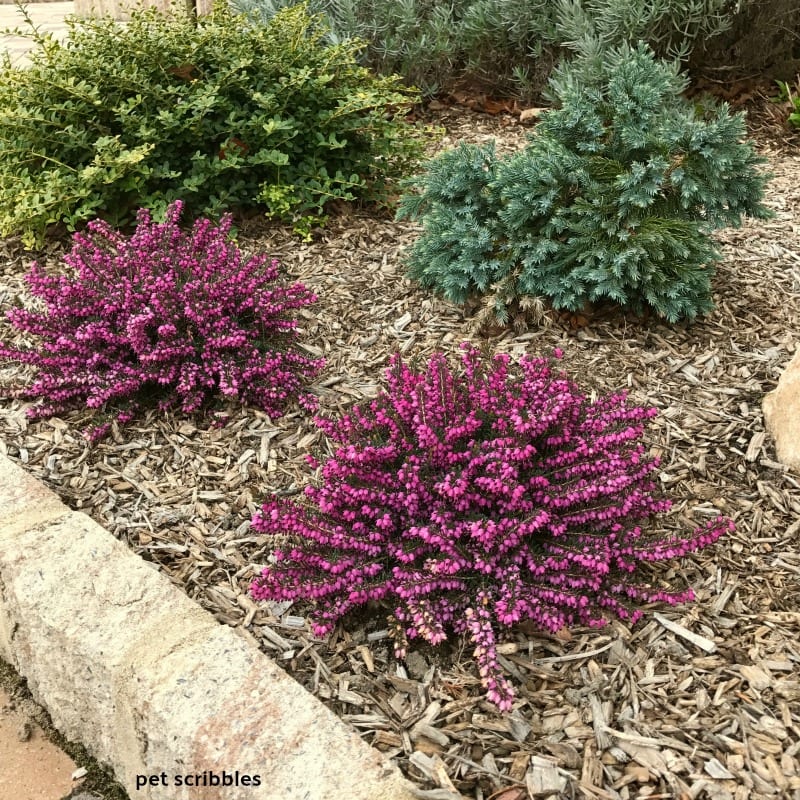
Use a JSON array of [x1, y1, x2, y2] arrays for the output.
[[1, 107, 800, 800]]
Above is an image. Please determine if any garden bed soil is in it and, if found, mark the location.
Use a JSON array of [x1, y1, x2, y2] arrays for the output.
[[1, 106, 800, 800]]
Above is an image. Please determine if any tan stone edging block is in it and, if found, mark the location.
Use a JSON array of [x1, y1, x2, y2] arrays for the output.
[[0, 452, 71, 540], [0, 452, 417, 800], [763, 348, 800, 473]]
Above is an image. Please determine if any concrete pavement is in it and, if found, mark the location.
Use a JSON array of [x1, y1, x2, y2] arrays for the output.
[[0, 2, 73, 66], [0, 686, 79, 800]]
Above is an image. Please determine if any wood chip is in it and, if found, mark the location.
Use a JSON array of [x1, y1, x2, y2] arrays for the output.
[[705, 757, 736, 779], [526, 756, 567, 797], [653, 612, 717, 653], [408, 752, 458, 793], [739, 664, 773, 691]]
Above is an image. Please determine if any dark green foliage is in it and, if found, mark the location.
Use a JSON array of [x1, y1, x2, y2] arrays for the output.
[[0, 3, 426, 245], [398, 43, 772, 324]]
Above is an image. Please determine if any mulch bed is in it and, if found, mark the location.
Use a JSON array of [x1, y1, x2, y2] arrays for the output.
[[1, 105, 799, 800]]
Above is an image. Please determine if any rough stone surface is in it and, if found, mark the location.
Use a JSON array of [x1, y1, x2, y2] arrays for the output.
[[0, 454, 417, 800], [0, 453, 72, 663], [763, 349, 800, 472], [0, 453, 70, 538]]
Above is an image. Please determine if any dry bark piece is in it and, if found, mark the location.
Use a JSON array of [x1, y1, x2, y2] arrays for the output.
[[653, 612, 718, 652], [525, 756, 567, 797]]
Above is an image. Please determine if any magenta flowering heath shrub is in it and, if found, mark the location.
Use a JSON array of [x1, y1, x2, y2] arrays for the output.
[[250, 344, 732, 711], [1, 201, 324, 439]]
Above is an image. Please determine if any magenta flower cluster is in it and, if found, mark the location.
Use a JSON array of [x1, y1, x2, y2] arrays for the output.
[[250, 344, 732, 711], [1, 201, 324, 439]]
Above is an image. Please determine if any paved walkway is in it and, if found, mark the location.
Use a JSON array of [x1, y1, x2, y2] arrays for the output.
[[0, 2, 73, 66], [0, 686, 79, 800]]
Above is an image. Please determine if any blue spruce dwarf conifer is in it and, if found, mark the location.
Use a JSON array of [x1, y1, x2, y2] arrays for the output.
[[398, 42, 772, 323]]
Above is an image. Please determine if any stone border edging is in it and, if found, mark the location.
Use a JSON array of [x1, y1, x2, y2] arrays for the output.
[[0, 452, 417, 800]]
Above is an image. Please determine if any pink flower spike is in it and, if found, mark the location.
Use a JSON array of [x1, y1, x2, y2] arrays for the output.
[[2, 201, 324, 439], [248, 344, 731, 713]]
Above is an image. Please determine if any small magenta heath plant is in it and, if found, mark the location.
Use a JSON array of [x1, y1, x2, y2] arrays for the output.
[[250, 344, 731, 711], [1, 201, 324, 440]]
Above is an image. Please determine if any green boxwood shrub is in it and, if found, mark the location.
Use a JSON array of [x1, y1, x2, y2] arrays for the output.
[[398, 43, 772, 324], [0, 3, 426, 245]]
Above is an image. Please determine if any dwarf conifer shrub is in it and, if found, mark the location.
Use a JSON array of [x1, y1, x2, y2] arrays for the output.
[[0, 202, 323, 440], [0, 4, 424, 245], [398, 43, 772, 324], [250, 345, 731, 710]]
